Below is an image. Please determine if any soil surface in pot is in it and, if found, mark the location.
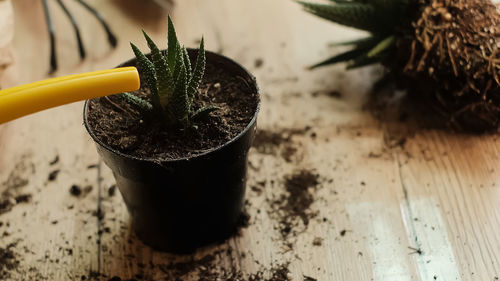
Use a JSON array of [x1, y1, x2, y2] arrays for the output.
[[87, 60, 259, 160]]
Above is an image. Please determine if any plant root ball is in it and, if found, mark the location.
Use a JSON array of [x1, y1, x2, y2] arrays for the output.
[[392, 0, 500, 132]]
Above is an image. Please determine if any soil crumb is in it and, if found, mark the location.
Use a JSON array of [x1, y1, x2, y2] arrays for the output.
[[304, 275, 318, 281], [254, 58, 264, 68], [49, 155, 59, 166], [47, 169, 60, 181], [312, 237, 323, 246], [252, 127, 310, 162], [69, 185, 82, 197], [107, 185, 116, 197]]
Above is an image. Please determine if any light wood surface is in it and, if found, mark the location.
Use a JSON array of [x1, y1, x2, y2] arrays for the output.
[[0, 0, 13, 89], [0, 0, 499, 280]]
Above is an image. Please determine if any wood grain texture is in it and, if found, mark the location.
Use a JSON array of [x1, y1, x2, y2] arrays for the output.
[[0, 0, 499, 280]]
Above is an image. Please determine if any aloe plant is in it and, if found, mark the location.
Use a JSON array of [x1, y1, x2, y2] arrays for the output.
[[298, 0, 500, 132], [122, 16, 216, 127], [297, 0, 408, 69]]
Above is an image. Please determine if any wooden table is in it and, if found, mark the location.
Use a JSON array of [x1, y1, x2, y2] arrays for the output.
[[0, 0, 499, 280]]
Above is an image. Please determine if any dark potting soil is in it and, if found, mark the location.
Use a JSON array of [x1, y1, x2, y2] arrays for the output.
[[87, 61, 259, 160]]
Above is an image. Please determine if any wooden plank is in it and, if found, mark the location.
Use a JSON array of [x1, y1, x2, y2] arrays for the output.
[[393, 131, 500, 280]]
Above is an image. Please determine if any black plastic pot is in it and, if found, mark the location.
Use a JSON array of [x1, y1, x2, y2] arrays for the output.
[[83, 50, 259, 253]]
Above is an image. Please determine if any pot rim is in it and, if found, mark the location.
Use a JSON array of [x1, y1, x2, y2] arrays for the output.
[[83, 49, 260, 164]]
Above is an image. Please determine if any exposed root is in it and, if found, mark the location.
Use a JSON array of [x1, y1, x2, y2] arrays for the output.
[[395, 0, 500, 132]]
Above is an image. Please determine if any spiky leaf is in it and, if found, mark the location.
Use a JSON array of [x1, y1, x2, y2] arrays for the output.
[[173, 45, 185, 83], [298, 2, 380, 32], [192, 105, 219, 121], [120, 92, 153, 112], [130, 43, 162, 112], [366, 36, 395, 58], [167, 15, 180, 73], [143, 30, 174, 106], [169, 62, 189, 125], [346, 54, 382, 69], [328, 36, 380, 47], [310, 46, 372, 69], [187, 37, 206, 98], [182, 47, 192, 82]]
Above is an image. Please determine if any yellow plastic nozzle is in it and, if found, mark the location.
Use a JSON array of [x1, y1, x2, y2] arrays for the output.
[[0, 67, 140, 124]]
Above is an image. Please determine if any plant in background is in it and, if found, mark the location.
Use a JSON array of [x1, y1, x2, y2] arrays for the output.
[[298, 0, 500, 132], [299, 0, 409, 69], [122, 16, 216, 128]]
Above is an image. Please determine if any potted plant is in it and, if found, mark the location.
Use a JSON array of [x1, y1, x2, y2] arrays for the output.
[[83, 17, 260, 253]]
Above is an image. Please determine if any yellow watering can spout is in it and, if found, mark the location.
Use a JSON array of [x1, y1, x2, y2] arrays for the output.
[[0, 67, 140, 124]]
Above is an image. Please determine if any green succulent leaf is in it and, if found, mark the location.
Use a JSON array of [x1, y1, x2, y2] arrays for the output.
[[309, 46, 372, 69], [366, 35, 395, 58], [187, 37, 206, 98], [346, 54, 382, 69], [192, 105, 219, 121], [169, 62, 189, 125], [182, 47, 192, 82], [173, 44, 185, 83], [143, 30, 174, 106], [120, 92, 153, 112], [130, 43, 162, 112], [167, 15, 180, 73], [298, 1, 379, 32]]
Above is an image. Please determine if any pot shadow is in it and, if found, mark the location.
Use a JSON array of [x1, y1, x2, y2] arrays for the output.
[[102, 223, 243, 280], [100, 209, 250, 279], [364, 72, 500, 134], [109, 0, 171, 32]]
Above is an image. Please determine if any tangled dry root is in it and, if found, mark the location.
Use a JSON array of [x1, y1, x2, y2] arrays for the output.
[[398, 0, 500, 132]]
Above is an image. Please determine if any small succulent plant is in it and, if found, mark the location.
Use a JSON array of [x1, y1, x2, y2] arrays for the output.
[[122, 16, 216, 128]]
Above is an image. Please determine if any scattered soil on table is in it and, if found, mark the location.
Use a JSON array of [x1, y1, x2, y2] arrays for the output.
[[87, 58, 259, 161], [69, 185, 93, 198], [90, 246, 294, 281], [147, 250, 290, 281], [0, 157, 34, 216], [0, 242, 20, 279], [252, 127, 311, 162], [269, 169, 320, 242]]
